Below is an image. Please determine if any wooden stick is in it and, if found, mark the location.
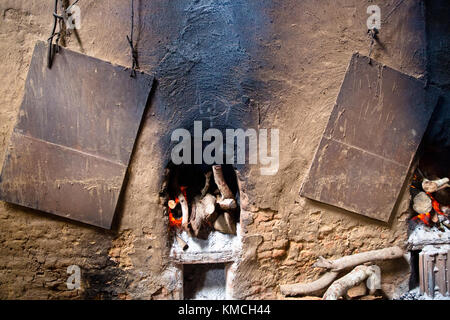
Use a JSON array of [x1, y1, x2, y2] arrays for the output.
[[313, 246, 403, 272], [422, 178, 449, 193], [323, 265, 380, 300], [212, 165, 234, 200], [201, 171, 212, 197], [280, 272, 339, 297], [178, 193, 189, 232], [213, 212, 236, 235], [202, 194, 216, 217], [217, 198, 237, 211], [176, 235, 189, 251], [413, 192, 432, 214], [190, 194, 217, 239], [168, 199, 178, 210]]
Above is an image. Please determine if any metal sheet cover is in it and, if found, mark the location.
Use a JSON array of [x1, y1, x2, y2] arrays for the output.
[[301, 53, 440, 222], [0, 41, 154, 228]]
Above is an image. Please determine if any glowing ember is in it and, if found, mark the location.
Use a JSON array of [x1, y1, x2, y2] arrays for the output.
[[412, 212, 431, 226], [427, 192, 445, 216], [411, 189, 446, 226], [168, 186, 188, 229], [169, 209, 182, 228]]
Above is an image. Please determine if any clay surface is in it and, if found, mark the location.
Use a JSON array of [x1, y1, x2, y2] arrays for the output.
[[0, 0, 439, 299]]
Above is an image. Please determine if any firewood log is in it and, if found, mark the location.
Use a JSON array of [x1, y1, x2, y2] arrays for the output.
[[280, 272, 339, 297], [212, 165, 234, 200], [178, 193, 189, 232], [213, 212, 236, 235], [313, 246, 404, 272], [190, 194, 217, 239], [168, 199, 178, 209], [201, 194, 216, 217], [217, 197, 237, 211], [200, 171, 212, 197], [413, 192, 432, 214], [323, 265, 380, 300], [422, 178, 449, 193]]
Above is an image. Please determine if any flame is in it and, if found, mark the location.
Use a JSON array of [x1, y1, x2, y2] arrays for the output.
[[411, 191, 446, 226], [168, 186, 188, 229], [427, 192, 445, 216], [412, 212, 431, 226], [169, 208, 182, 228]]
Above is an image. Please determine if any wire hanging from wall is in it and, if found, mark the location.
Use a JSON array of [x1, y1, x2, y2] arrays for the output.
[[47, 0, 63, 69], [126, 0, 139, 78], [367, 27, 379, 59], [47, 0, 80, 69]]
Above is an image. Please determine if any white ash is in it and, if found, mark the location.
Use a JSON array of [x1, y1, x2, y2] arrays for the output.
[[421, 244, 450, 255], [398, 287, 450, 300], [170, 223, 242, 257], [408, 223, 450, 248]]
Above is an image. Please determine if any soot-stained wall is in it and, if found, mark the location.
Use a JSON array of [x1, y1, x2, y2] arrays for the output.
[[420, 0, 450, 181], [0, 0, 439, 299]]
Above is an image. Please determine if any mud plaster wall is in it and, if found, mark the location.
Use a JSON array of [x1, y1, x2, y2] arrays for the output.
[[0, 0, 432, 299]]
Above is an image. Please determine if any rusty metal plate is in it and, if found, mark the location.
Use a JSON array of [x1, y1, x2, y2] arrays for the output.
[[301, 53, 440, 222], [0, 41, 154, 228]]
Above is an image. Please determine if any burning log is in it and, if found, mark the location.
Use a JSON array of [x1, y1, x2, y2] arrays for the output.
[[428, 192, 447, 216], [178, 192, 189, 232], [189, 194, 217, 239], [313, 246, 404, 272], [323, 265, 380, 300], [280, 271, 339, 297], [168, 199, 178, 210], [176, 235, 189, 251], [213, 212, 236, 235], [413, 192, 432, 214], [412, 190, 448, 228], [422, 178, 450, 193]]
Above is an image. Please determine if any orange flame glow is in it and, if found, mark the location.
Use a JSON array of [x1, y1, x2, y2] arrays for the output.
[[412, 212, 431, 226], [168, 186, 188, 229], [169, 208, 182, 228], [427, 193, 445, 216], [411, 191, 446, 226]]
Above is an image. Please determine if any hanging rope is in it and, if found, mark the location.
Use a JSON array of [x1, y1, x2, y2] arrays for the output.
[[126, 0, 138, 77]]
